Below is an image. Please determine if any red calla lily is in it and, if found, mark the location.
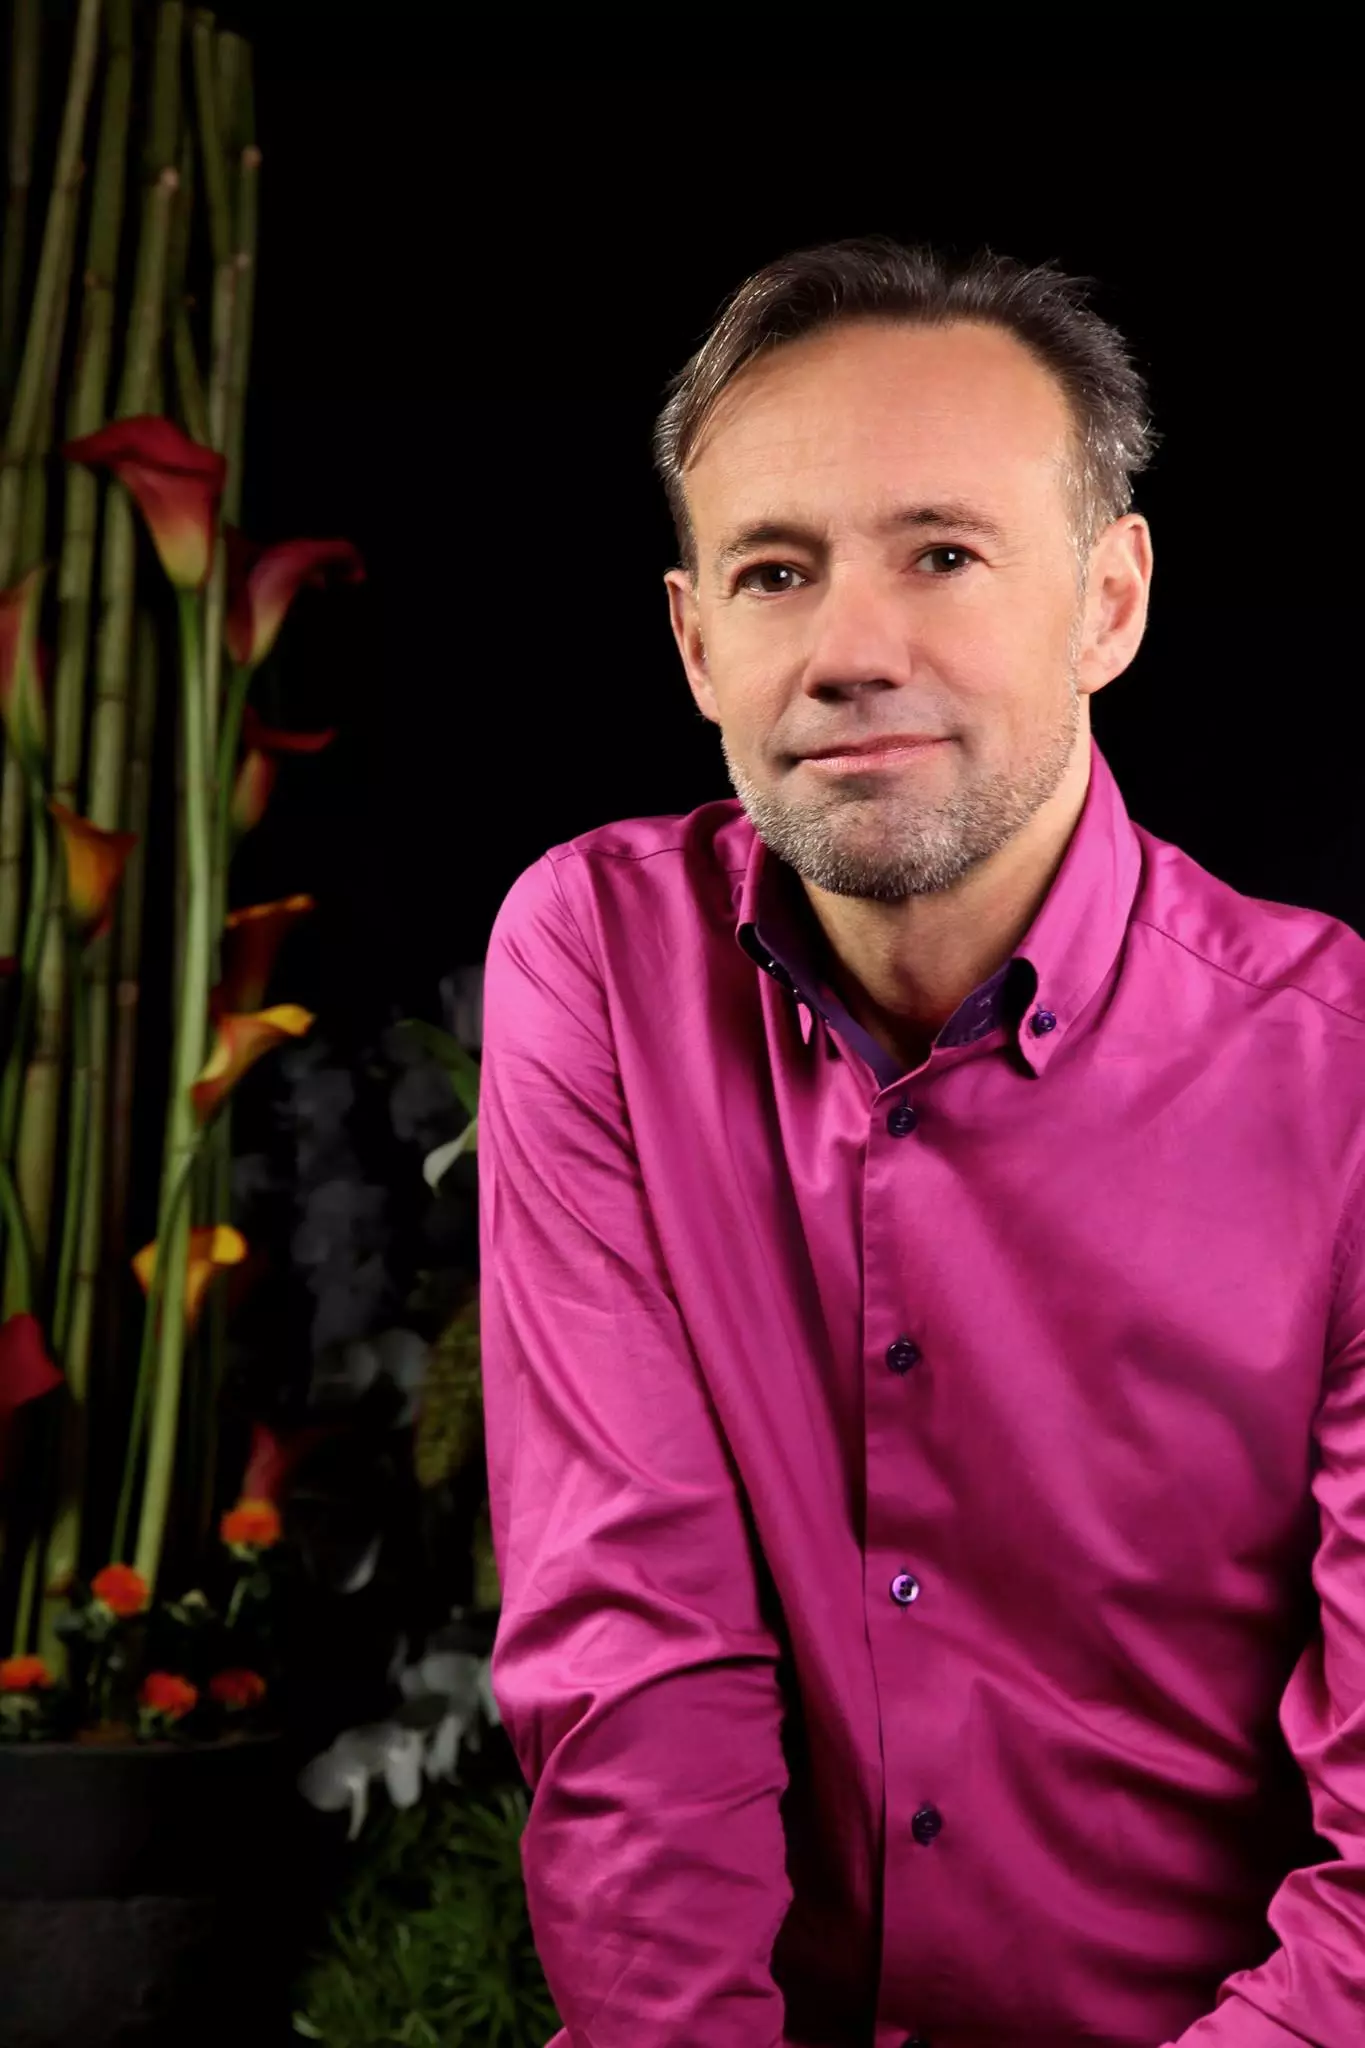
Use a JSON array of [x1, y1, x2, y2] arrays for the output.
[[47, 802, 137, 944], [62, 417, 227, 591], [0, 568, 47, 766], [225, 530, 365, 669], [0, 1314, 62, 1497], [241, 1416, 334, 1503], [0, 1313, 62, 1417], [230, 705, 337, 838], [241, 703, 337, 755], [191, 1003, 315, 1122], [213, 894, 315, 1017]]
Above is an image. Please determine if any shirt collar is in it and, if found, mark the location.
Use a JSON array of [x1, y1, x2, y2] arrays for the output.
[[732, 733, 1143, 1084]]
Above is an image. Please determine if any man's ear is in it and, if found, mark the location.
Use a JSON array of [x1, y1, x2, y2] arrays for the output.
[[1076, 513, 1153, 696], [664, 567, 718, 721]]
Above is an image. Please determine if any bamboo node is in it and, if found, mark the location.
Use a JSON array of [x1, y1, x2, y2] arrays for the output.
[[242, 145, 262, 171], [235, 252, 250, 273], [160, 166, 181, 193], [115, 980, 139, 1009]]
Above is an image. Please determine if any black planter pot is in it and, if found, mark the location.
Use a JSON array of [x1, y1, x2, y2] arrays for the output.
[[0, 1733, 313, 2048]]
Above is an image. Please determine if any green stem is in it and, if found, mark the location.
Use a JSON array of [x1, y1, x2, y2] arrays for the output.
[[0, 0, 41, 412], [0, 772, 50, 1183], [131, 592, 213, 1596], [0, 0, 101, 589], [109, 1138, 199, 1567], [0, 1155, 33, 1310], [50, 942, 91, 1358]]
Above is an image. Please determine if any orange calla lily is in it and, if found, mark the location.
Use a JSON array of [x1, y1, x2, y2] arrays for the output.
[[62, 417, 227, 591], [47, 801, 137, 943], [225, 529, 365, 669], [191, 1003, 315, 1122], [132, 1224, 247, 1331], [213, 894, 315, 1017], [0, 567, 47, 767]]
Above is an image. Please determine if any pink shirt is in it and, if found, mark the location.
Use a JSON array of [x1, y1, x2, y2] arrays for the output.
[[478, 737, 1365, 2048]]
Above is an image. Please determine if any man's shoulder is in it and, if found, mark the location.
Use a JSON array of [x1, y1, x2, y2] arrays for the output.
[[491, 798, 753, 949], [1133, 819, 1365, 1030]]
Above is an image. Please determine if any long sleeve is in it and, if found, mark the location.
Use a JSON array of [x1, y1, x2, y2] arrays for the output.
[[478, 854, 798, 2048], [1168, 1172, 1365, 2048]]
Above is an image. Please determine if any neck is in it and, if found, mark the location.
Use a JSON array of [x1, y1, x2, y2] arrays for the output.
[[802, 739, 1091, 1068]]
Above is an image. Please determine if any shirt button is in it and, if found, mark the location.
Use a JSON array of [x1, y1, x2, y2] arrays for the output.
[[890, 1571, 921, 1605], [887, 1098, 917, 1137], [886, 1336, 921, 1374], [911, 1803, 943, 1845], [1029, 1007, 1057, 1036]]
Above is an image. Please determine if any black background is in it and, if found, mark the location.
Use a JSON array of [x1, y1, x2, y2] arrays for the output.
[[205, 32, 1364, 1039]]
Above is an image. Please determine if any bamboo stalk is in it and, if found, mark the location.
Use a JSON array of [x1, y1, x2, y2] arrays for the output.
[[0, 770, 49, 1292], [0, 0, 101, 586], [196, 20, 238, 765], [52, 0, 136, 816], [0, 754, 22, 965], [167, 135, 208, 443], [0, 0, 41, 412], [85, 605, 154, 1580], [100, 606, 156, 1340], [133, 591, 213, 1593], [57, 1, 183, 1586], [5, 146, 89, 1310], [0, 0, 101, 996]]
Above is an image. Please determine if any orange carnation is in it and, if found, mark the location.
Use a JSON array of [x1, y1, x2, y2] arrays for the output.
[[139, 1671, 198, 1720], [220, 1497, 281, 1550], [0, 1654, 53, 1692], [91, 1562, 150, 1618], [208, 1667, 267, 1710]]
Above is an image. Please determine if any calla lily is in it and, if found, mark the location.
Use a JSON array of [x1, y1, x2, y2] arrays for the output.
[[0, 1314, 62, 1494], [230, 704, 337, 838], [47, 802, 137, 944], [191, 1003, 315, 1122], [230, 746, 276, 835], [132, 1224, 247, 1331], [0, 1313, 62, 1417], [0, 567, 47, 767], [213, 893, 315, 1016], [225, 529, 365, 669], [242, 702, 338, 757], [62, 416, 227, 591], [239, 1415, 334, 1502]]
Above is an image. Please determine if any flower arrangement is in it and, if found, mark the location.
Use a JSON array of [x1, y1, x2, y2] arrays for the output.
[[0, 1, 364, 1737]]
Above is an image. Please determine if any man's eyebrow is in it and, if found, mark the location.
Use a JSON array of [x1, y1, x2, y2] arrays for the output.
[[713, 501, 1007, 572]]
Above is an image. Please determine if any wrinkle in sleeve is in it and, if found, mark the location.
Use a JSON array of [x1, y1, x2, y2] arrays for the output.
[[1168, 1170, 1365, 2048], [478, 854, 796, 2048]]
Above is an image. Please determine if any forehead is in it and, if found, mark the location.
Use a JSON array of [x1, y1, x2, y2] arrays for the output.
[[686, 318, 1075, 525]]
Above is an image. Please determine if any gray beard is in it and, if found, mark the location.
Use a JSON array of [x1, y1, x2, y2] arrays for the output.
[[720, 674, 1083, 905]]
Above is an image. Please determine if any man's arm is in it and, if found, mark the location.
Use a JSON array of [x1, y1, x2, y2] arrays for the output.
[[479, 853, 797, 2048], [1166, 1166, 1365, 2048]]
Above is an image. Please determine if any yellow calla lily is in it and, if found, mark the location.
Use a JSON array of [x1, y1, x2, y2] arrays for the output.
[[191, 1004, 315, 1123], [132, 1225, 247, 1331]]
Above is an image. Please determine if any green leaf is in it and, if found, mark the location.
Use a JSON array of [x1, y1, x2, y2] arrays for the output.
[[394, 1019, 481, 1118]]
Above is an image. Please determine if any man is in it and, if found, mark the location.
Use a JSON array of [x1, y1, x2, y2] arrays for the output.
[[477, 237, 1365, 2047]]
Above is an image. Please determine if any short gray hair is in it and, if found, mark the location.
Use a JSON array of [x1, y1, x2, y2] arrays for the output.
[[652, 235, 1157, 576]]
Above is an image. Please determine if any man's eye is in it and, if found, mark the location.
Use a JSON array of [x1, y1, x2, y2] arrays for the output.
[[917, 545, 976, 575], [735, 563, 805, 594]]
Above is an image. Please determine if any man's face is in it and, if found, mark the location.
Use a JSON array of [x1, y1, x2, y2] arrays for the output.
[[665, 317, 1148, 902]]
